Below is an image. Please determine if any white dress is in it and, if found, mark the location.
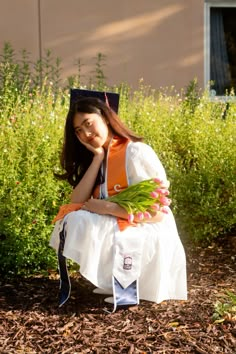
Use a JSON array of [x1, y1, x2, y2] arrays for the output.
[[50, 142, 187, 303]]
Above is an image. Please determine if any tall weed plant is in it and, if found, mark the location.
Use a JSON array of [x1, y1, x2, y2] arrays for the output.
[[0, 83, 72, 275], [0, 43, 235, 275]]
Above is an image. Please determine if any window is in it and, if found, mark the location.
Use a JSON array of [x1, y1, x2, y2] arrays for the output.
[[205, 1, 236, 96]]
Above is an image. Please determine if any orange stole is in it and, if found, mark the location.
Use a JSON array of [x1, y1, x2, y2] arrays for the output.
[[52, 137, 136, 231], [93, 136, 129, 198]]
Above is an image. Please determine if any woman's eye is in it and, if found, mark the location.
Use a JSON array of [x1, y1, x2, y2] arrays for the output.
[[86, 121, 92, 127]]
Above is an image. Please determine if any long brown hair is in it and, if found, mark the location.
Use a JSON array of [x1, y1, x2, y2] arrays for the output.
[[56, 97, 143, 187]]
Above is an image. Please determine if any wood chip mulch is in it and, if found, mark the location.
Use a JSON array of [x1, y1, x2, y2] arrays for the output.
[[0, 236, 235, 354]]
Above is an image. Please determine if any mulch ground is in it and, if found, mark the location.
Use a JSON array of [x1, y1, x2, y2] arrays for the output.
[[0, 236, 235, 354]]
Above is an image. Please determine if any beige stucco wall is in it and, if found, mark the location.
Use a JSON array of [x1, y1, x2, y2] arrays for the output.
[[0, 0, 204, 90], [0, 0, 39, 60]]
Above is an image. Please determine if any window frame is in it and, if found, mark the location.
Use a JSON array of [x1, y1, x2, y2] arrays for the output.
[[204, 0, 236, 100]]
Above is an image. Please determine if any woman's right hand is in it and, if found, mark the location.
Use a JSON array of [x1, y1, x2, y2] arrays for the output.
[[79, 139, 105, 160]]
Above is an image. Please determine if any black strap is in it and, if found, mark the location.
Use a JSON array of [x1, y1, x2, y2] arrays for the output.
[[58, 221, 71, 307]]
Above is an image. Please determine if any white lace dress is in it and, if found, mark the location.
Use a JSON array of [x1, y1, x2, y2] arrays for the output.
[[50, 142, 187, 303]]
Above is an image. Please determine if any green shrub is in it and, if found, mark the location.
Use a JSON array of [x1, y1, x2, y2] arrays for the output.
[[170, 94, 235, 243], [0, 82, 70, 275]]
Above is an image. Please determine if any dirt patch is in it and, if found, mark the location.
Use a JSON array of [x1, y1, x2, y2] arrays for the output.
[[0, 237, 235, 353]]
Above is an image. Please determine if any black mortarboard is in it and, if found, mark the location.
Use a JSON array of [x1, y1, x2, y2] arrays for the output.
[[70, 88, 120, 113]]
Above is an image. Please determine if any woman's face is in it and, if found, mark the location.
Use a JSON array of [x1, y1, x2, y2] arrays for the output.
[[73, 112, 112, 149]]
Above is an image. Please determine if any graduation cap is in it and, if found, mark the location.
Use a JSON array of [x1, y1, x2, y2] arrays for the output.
[[70, 88, 120, 114]]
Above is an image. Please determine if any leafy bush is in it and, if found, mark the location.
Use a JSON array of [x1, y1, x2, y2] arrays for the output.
[[212, 290, 236, 323], [0, 43, 235, 275], [0, 82, 71, 275]]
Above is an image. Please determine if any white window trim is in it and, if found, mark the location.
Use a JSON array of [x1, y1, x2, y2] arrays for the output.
[[204, 1, 236, 100]]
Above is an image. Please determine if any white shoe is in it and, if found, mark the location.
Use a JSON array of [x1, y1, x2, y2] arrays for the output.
[[93, 288, 113, 295], [104, 297, 114, 304]]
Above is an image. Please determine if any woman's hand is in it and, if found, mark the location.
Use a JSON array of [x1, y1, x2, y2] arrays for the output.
[[82, 199, 111, 215], [79, 138, 105, 160]]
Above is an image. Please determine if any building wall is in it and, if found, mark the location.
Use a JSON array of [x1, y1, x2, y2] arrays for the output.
[[0, 0, 39, 59], [0, 0, 204, 90]]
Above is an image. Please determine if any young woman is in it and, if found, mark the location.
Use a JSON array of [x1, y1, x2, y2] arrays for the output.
[[50, 92, 187, 310]]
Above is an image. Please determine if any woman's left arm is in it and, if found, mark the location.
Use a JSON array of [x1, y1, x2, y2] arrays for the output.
[[82, 199, 164, 223]]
